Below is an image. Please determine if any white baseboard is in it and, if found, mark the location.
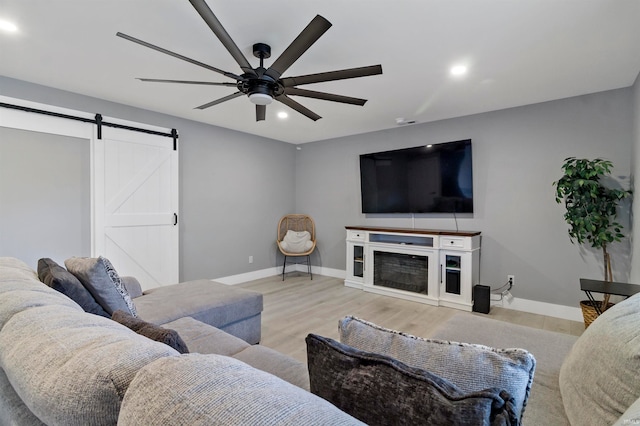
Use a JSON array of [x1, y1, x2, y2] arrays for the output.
[[213, 264, 345, 285], [492, 297, 583, 322], [213, 267, 282, 285], [214, 267, 582, 322], [308, 265, 346, 279]]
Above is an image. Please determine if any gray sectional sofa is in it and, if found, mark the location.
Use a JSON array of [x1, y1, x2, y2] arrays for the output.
[[2, 255, 640, 425], [0, 257, 360, 425]]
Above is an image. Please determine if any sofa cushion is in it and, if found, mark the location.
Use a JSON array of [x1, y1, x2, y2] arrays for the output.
[[133, 279, 263, 343], [613, 396, 640, 426], [159, 316, 309, 390], [560, 293, 640, 425], [307, 333, 518, 426], [0, 305, 178, 426], [0, 257, 39, 282], [233, 345, 310, 391], [37, 257, 110, 317], [0, 368, 45, 426], [118, 354, 365, 426], [121, 276, 143, 298], [65, 256, 137, 316], [430, 313, 577, 426], [339, 316, 536, 422], [112, 310, 189, 354], [0, 287, 84, 330]]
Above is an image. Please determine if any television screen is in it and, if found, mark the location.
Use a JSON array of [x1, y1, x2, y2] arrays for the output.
[[360, 140, 473, 214]]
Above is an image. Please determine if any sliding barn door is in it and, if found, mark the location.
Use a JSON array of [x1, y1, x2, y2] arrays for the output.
[[93, 127, 178, 290]]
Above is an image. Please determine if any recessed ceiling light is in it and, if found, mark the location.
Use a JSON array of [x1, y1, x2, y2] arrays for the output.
[[277, 111, 288, 119], [450, 65, 467, 76], [0, 19, 18, 33]]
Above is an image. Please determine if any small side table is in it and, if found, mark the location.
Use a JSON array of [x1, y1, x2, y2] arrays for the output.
[[579, 278, 640, 315]]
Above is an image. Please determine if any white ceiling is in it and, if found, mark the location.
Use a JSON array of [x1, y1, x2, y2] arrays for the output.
[[1, 1, 639, 144]]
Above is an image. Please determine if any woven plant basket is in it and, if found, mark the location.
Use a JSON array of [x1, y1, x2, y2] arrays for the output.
[[580, 300, 614, 328]]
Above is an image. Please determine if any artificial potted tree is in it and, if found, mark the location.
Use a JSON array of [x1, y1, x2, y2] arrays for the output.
[[553, 157, 631, 327]]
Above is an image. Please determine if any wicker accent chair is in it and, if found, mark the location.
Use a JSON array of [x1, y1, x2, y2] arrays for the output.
[[277, 214, 316, 280]]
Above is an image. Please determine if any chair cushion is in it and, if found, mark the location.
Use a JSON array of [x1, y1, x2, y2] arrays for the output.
[[559, 293, 640, 425], [37, 258, 110, 317], [339, 316, 536, 422], [65, 256, 137, 316], [306, 334, 518, 426], [280, 230, 312, 253]]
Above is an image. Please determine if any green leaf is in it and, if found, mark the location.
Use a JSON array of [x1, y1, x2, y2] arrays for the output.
[[554, 157, 630, 251]]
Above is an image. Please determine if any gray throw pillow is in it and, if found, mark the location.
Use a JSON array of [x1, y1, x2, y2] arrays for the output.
[[37, 258, 110, 317], [65, 256, 137, 317], [112, 310, 189, 354], [306, 334, 518, 426], [339, 316, 535, 422]]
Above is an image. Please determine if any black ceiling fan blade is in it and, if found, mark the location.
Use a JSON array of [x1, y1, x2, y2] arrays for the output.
[[195, 91, 244, 110], [285, 87, 367, 106], [138, 78, 237, 87], [276, 95, 322, 121], [264, 15, 332, 81], [256, 105, 266, 122], [281, 64, 382, 87], [116, 32, 241, 81], [188, 0, 257, 77]]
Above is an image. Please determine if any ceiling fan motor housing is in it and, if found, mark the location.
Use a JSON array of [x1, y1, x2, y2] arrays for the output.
[[238, 70, 283, 101]]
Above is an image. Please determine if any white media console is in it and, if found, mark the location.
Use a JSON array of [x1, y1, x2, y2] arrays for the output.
[[345, 226, 481, 311]]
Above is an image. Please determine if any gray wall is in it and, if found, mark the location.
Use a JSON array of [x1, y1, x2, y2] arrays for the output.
[[0, 76, 296, 281], [631, 72, 640, 282], [0, 127, 90, 268], [2, 74, 637, 308], [295, 88, 634, 307]]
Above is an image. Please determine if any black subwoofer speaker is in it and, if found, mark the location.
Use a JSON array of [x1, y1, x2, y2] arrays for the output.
[[473, 285, 490, 314]]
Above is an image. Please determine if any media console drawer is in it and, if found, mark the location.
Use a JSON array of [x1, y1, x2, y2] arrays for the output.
[[348, 231, 365, 241], [440, 237, 466, 249]]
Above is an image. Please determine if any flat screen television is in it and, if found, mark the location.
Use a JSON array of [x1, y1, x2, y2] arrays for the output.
[[360, 139, 473, 214]]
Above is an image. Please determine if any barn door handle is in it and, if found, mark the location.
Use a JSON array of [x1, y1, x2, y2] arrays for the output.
[[173, 213, 178, 226]]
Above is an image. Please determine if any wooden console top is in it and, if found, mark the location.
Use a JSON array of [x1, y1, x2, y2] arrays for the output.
[[345, 225, 480, 237]]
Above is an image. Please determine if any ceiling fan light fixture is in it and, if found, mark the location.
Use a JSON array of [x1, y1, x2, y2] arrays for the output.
[[0, 19, 18, 33], [450, 65, 468, 76], [249, 92, 273, 105]]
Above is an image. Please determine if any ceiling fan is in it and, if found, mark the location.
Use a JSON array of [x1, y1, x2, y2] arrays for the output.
[[116, 0, 383, 122]]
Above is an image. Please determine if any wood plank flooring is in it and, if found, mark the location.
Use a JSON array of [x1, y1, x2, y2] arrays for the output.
[[238, 273, 584, 363]]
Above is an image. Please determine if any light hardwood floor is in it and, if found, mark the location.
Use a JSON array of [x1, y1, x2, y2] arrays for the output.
[[238, 272, 584, 363]]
